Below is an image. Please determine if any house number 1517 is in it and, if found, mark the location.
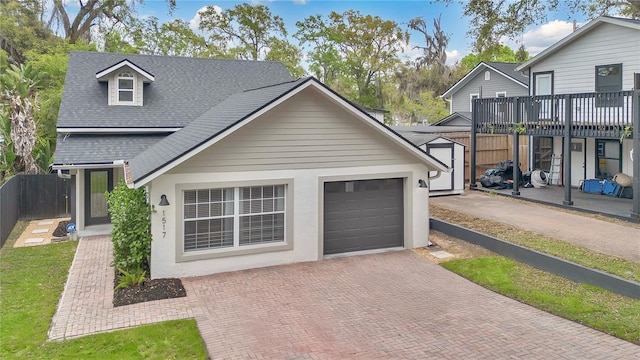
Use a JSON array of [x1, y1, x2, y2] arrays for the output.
[[162, 210, 167, 238]]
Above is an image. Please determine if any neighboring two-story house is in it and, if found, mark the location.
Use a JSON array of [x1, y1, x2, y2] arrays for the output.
[[471, 16, 639, 218], [515, 16, 639, 187], [437, 62, 530, 126], [52, 52, 448, 278]]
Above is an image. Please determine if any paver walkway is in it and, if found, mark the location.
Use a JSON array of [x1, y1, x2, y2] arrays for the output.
[[48, 236, 197, 340], [431, 191, 640, 263], [48, 236, 640, 358]]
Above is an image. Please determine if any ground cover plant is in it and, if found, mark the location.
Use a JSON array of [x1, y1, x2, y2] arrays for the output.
[[431, 205, 640, 282], [443, 256, 640, 345], [0, 222, 207, 359]]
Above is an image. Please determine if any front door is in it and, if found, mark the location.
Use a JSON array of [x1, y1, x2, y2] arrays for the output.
[[570, 139, 586, 187], [84, 169, 114, 226]]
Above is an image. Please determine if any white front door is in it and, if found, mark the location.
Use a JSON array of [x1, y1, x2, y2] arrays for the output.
[[570, 139, 586, 187]]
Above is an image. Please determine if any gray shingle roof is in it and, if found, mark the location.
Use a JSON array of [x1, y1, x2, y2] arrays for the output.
[[53, 134, 167, 165], [129, 79, 306, 183], [57, 52, 293, 129]]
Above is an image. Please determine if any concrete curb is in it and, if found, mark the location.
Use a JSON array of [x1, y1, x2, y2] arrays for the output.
[[430, 218, 640, 299]]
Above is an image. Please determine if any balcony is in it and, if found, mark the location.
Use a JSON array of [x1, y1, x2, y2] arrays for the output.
[[473, 91, 634, 139]]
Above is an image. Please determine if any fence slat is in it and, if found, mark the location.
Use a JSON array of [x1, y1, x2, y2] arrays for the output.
[[0, 176, 21, 248]]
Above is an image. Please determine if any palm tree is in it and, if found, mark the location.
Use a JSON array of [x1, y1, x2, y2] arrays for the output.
[[1, 63, 42, 177]]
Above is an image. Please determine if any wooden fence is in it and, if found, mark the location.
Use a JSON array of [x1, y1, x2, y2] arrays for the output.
[[0, 174, 71, 248], [440, 132, 529, 182]]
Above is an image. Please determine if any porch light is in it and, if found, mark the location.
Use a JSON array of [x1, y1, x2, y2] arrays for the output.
[[418, 179, 428, 188], [159, 194, 170, 206]]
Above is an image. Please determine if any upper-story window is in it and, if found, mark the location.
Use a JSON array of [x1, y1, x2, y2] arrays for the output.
[[595, 63, 622, 107], [117, 71, 135, 104], [484, 71, 491, 80], [469, 93, 479, 111]]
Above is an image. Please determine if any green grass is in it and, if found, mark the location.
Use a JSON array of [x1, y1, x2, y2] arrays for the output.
[[0, 223, 208, 359], [443, 256, 640, 344], [431, 205, 640, 282]]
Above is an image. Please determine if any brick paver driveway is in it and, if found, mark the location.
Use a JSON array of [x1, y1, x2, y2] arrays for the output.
[[185, 250, 640, 359]]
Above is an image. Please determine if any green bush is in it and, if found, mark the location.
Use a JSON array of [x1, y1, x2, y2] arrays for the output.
[[115, 266, 147, 289], [106, 179, 153, 273]]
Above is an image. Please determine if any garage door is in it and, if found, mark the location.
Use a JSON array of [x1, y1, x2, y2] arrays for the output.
[[324, 178, 404, 255]]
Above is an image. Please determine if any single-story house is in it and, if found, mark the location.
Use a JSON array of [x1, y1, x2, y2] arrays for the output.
[[53, 52, 449, 278]]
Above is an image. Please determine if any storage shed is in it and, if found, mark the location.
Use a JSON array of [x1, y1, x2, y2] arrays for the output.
[[397, 132, 466, 196]]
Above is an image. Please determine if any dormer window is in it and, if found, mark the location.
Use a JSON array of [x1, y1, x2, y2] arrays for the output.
[[96, 59, 154, 107], [117, 72, 135, 104]]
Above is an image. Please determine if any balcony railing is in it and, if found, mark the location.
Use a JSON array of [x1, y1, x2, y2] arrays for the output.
[[473, 91, 634, 138]]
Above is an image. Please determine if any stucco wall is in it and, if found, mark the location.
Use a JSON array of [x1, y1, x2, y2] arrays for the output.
[[148, 164, 431, 279]]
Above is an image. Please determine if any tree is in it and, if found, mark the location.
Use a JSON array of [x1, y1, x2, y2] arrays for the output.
[[408, 16, 448, 70], [122, 17, 210, 57], [296, 10, 408, 108], [438, 0, 640, 52], [264, 38, 305, 79], [48, 0, 176, 44], [0, 0, 60, 64], [0, 62, 42, 176], [294, 14, 344, 86], [198, 3, 287, 61], [461, 45, 529, 69]]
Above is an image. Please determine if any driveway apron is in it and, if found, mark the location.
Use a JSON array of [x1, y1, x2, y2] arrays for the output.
[[49, 236, 640, 359]]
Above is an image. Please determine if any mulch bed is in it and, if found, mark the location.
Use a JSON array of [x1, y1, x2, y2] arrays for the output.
[[52, 220, 70, 237], [113, 272, 187, 307]]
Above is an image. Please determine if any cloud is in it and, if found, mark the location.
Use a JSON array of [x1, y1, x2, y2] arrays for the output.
[[189, 5, 221, 32], [292, 0, 309, 4], [445, 49, 461, 64], [514, 20, 579, 56]]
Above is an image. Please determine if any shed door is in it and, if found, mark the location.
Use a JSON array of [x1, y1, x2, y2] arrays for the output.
[[323, 178, 403, 255], [427, 144, 454, 191]]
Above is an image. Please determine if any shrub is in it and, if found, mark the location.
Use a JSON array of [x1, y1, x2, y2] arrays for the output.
[[115, 266, 147, 289], [106, 179, 153, 273]]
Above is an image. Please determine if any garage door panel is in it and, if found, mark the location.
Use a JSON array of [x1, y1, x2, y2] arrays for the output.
[[323, 178, 403, 255]]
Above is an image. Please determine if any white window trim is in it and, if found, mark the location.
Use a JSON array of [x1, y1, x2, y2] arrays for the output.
[[496, 91, 507, 97], [484, 71, 491, 80], [175, 179, 294, 262], [116, 72, 136, 105], [533, 72, 553, 96], [469, 93, 480, 111]]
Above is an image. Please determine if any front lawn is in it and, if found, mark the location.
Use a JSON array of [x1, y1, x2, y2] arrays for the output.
[[0, 222, 207, 359], [443, 256, 640, 345]]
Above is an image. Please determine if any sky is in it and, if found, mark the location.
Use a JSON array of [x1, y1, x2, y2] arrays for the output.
[[139, 0, 587, 64]]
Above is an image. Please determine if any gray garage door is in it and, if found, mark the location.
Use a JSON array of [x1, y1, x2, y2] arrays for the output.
[[324, 178, 404, 255]]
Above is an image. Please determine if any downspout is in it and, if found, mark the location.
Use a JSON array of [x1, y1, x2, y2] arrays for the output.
[[428, 171, 442, 181]]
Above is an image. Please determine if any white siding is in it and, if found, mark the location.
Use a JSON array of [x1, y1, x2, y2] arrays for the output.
[[529, 23, 640, 94], [170, 89, 418, 174], [451, 68, 528, 113]]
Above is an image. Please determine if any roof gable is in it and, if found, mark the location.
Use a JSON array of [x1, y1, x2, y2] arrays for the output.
[[129, 77, 449, 186], [442, 62, 528, 98], [517, 16, 640, 71], [95, 59, 155, 83], [432, 112, 472, 126]]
